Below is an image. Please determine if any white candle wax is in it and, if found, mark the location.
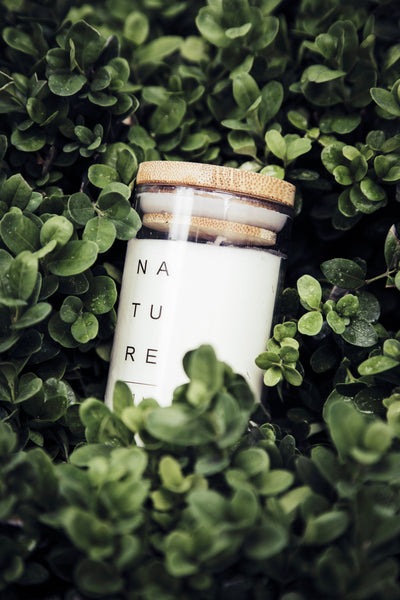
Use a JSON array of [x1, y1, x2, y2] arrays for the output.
[[139, 189, 288, 232], [105, 238, 281, 407]]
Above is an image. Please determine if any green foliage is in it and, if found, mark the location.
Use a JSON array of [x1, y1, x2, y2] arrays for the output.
[[0, 0, 400, 598]]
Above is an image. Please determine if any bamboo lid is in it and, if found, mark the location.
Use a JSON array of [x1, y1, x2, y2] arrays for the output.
[[142, 213, 277, 246], [136, 161, 295, 207]]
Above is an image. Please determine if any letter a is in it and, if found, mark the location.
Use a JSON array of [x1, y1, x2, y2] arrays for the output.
[[156, 261, 169, 276]]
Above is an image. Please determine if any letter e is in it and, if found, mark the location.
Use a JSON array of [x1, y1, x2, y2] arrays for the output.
[[146, 348, 158, 364]]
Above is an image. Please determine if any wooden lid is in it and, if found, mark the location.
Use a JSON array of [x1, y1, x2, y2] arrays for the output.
[[142, 213, 277, 246], [136, 161, 295, 207]]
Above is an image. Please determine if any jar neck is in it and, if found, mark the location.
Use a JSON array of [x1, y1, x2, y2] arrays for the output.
[[134, 184, 292, 255]]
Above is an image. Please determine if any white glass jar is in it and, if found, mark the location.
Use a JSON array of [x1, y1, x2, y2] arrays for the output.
[[105, 161, 295, 407]]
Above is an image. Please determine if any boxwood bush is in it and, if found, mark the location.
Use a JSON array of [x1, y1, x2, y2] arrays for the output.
[[1, 0, 400, 598]]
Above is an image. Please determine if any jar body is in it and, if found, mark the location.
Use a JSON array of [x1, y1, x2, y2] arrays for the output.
[[105, 177, 292, 407]]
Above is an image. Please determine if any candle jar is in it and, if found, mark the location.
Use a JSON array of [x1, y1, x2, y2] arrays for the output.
[[105, 161, 295, 407]]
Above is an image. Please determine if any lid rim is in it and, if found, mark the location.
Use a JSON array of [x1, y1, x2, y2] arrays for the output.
[[136, 161, 296, 207]]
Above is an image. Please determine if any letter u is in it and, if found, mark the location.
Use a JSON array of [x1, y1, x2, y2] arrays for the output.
[[150, 304, 163, 320]]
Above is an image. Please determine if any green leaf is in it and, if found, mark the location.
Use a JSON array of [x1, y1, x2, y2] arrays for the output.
[[68, 192, 95, 225], [48, 313, 79, 348], [1, 174, 32, 210], [338, 189, 358, 217], [358, 355, 399, 376], [256, 351, 280, 369], [184, 345, 223, 397], [88, 91, 117, 107], [112, 381, 133, 415], [8, 251, 38, 300], [84, 276, 117, 315], [135, 35, 183, 64], [226, 23, 252, 39], [13, 302, 51, 330], [228, 130, 257, 157], [3, 27, 39, 57], [97, 193, 131, 220], [280, 345, 299, 363], [305, 65, 346, 83], [286, 137, 312, 162], [234, 447, 270, 476], [282, 366, 303, 386], [196, 7, 229, 48], [265, 129, 286, 160], [79, 397, 112, 441], [91, 67, 111, 92], [180, 36, 209, 63], [326, 310, 346, 334], [274, 322, 297, 341], [244, 521, 288, 559], [320, 113, 361, 134], [357, 291, 380, 323], [40, 215, 73, 249], [26, 97, 47, 124], [256, 469, 294, 495], [231, 487, 258, 526], [75, 559, 123, 596], [232, 72, 260, 111], [159, 455, 188, 492], [264, 366, 283, 386], [88, 165, 119, 188], [47, 240, 98, 276], [74, 125, 94, 145], [259, 81, 283, 126], [322, 144, 348, 179], [384, 338, 400, 359], [146, 406, 215, 445], [11, 129, 46, 152], [60, 296, 83, 324], [66, 21, 107, 71], [99, 182, 131, 202], [82, 217, 116, 253], [383, 165, 400, 182], [359, 178, 386, 202], [297, 274, 322, 309], [287, 109, 308, 131], [342, 318, 377, 347], [181, 132, 208, 152], [150, 96, 187, 135], [48, 73, 87, 97], [371, 87, 400, 117], [336, 294, 359, 317], [15, 373, 43, 404], [302, 511, 349, 545], [188, 488, 226, 524], [62, 506, 114, 558], [124, 11, 149, 45], [112, 208, 141, 240], [165, 531, 197, 577], [1, 210, 40, 254], [333, 165, 353, 185], [0, 249, 13, 278], [116, 148, 138, 184], [71, 312, 98, 343], [298, 311, 323, 336], [260, 164, 285, 179], [321, 258, 366, 289]]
